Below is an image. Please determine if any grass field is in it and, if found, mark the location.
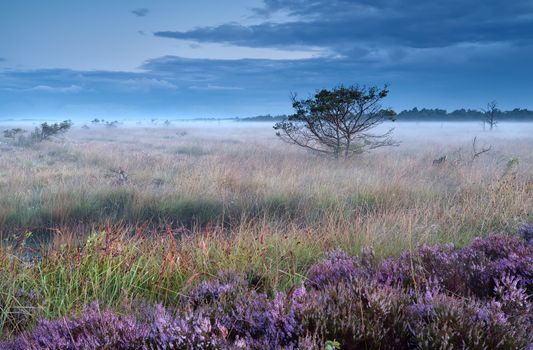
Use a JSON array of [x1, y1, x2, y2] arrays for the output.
[[0, 122, 532, 341]]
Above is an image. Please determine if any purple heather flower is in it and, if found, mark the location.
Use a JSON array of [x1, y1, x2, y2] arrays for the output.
[[4, 232, 533, 349]]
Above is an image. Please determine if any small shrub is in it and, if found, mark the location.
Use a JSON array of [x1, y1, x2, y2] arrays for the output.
[[377, 234, 533, 297], [3, 303, 146, 350], [105, 120, 119, 128], [3, 128, 26, 138], [305, 249, 367, 289], [301, 279, 411, 349]]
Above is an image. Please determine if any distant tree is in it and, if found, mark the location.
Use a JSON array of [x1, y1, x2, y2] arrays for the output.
[[274, 85, 396, 159], [3, 128, 26, 138], [240, 114, 287, 122], [91, 118, 101, 124], [483, 100, 499, 130], [105, 120, 119, 128], [31, 120, 73, 142], [7, 120, 73, 147], [393, 106, 533, 121]]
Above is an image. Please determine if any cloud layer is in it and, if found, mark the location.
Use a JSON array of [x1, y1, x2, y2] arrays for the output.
[[1, 0, 533, 118], [156, 0, 533, 50]]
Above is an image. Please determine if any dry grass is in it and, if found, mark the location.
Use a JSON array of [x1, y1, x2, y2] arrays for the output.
[[0, 122, 532, 336], [0, 123, 531, 247]]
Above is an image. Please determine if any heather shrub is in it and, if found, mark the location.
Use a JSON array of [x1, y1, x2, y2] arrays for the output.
[[143, 271, 303, 349], [377, 234, 533, 298], [188, 271, 247, 306], [3, 233, 532, 349], [493, 274, 532, 327], [301, 279, 411, 349], [407, 285, 532, 349], [294, 334, 326, 350], [302, 233, 533, 348], [185, 272, 302, 349], [144, 305, 228, 349], [4, 303, 146, 350], [465, 234, 533, 296], [305, 249, 372, 290]]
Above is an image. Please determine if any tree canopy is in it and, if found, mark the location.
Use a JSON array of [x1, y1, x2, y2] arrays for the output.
[[274, 85, 396, 159]]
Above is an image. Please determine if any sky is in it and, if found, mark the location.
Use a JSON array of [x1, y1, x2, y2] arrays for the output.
[[1, 0, 533, 120]]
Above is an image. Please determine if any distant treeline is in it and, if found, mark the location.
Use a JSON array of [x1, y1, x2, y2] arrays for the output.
[[237, 114, 288, 122], [397, 108, 533, 121], [239, 108, 533, 122]]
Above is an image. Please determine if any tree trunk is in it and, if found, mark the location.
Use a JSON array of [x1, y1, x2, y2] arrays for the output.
[[335, 130, 341, 159], [344, 139, 350, 160]]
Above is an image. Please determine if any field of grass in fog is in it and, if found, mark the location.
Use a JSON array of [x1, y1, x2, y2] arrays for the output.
[[1, 122, 531, 244], [0, 122, 532, 345]]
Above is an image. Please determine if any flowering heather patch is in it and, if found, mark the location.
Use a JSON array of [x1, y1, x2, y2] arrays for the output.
[[301, 278, 411, 349], [305, 249, 374, 289], [3, 303, 146, 350], [2, 233, 532, 349], [183, 271, 302, 349], [406, 284, 531, 349], [145, 305, 227, 349], [376, 233, 533, 297]]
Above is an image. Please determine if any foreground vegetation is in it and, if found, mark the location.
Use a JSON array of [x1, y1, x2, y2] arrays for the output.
[[0, 124, 532, 346], [2, 230, 532, 349]]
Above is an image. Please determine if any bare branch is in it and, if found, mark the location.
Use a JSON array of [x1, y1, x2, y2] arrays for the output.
[[472, 136, 492, 160]]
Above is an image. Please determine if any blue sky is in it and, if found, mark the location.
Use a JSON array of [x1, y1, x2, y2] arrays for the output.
[[1, 0, 532, 119]]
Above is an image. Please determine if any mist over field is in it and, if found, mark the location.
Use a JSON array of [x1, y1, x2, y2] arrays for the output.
[[3, 119, 533, 142], [1, 1, 532, 349]]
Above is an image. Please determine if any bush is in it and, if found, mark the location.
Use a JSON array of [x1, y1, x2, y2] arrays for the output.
[[2, 128, 26, 139], [376, 233, 533, 297], [3, 303, 146, 350]]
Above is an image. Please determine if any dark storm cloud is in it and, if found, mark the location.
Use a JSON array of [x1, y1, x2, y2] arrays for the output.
[[155, 0, 533, 49], [131, 8, 149, 17]]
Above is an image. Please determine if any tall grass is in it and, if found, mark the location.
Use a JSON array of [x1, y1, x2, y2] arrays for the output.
[[1, 126, 531, 237], [0, 124, 532, 337]]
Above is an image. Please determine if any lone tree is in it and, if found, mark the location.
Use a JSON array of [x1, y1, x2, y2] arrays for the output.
[[274, 85, 396, 159], [483, 100, 499, 130]]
